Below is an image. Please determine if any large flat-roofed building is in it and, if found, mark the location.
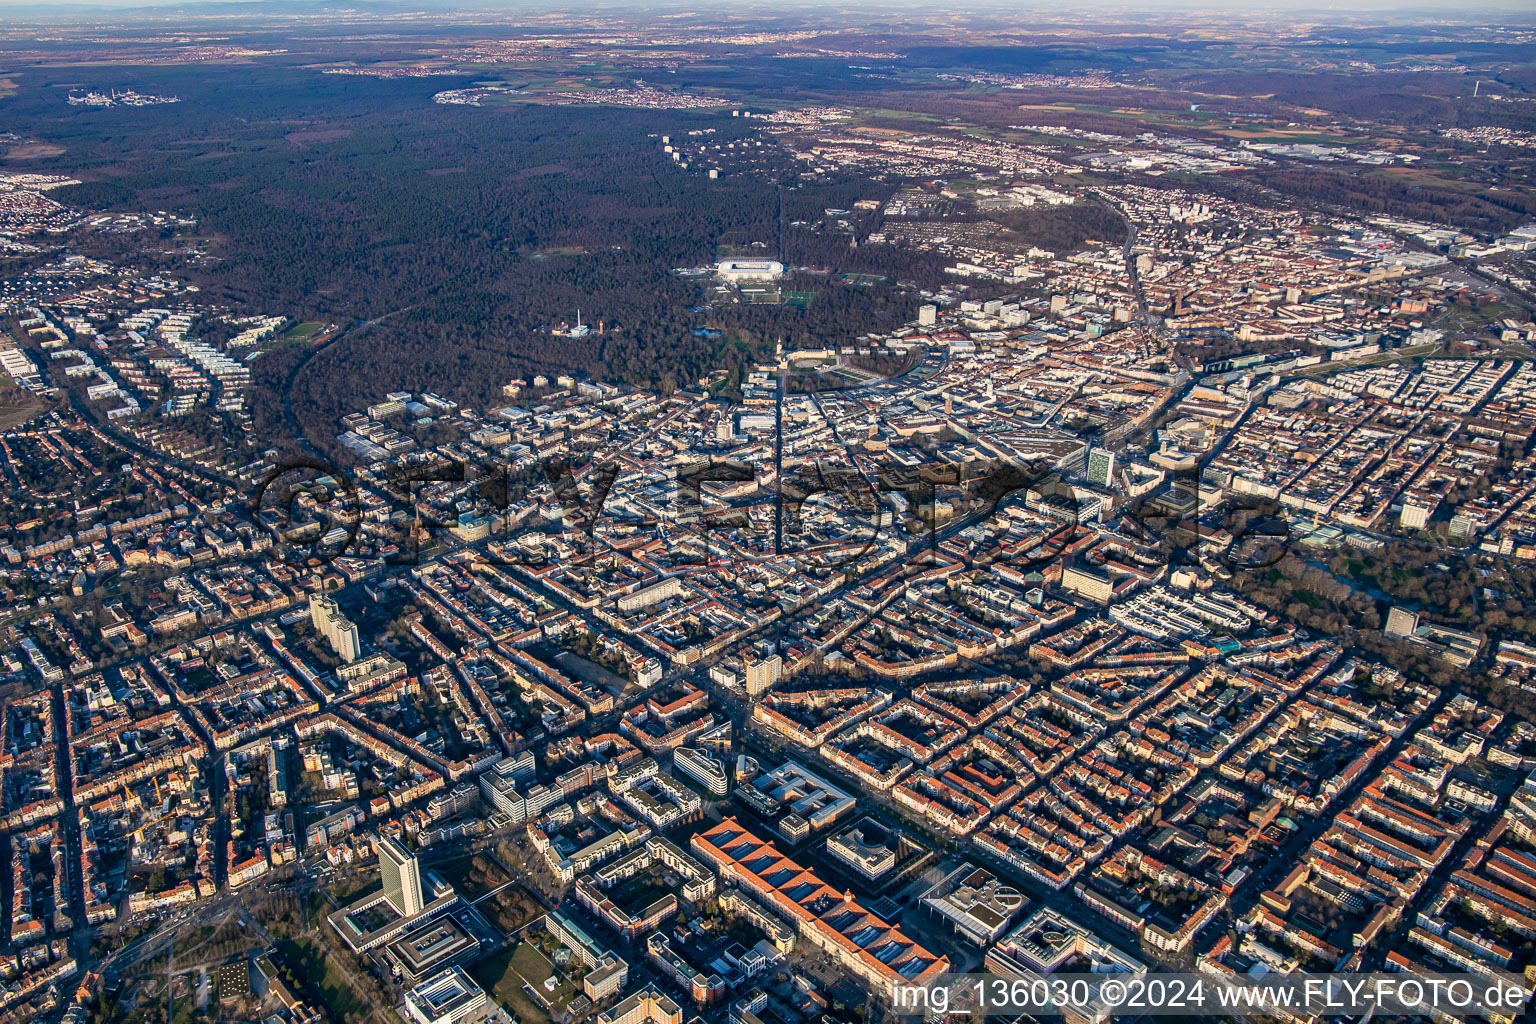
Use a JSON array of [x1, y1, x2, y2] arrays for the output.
[[545, 907, 609, 968], [478, 752, 548, 822], [825, 818, 899, 882], [921, 863, 1027, 945], [690, 817, 950, 992], [306, 804, 364, 848], [1062, 565, 1113, 604], [336, 651, 407, 690], [989, 906, 1144, 976], [645, 933, 726, 1006], [672, 747, 728, 797], [596, 985, 682, 1024], [736, 760, 855, 842], [253, 954, 317, 1021], [326, 850, 459, 954], [618, 577, 684, 613], [328, 888, 461, 953], [584, 954, 628, 1001], [544, 907, 631, 1000], [383, 914, 481, 983], [985, 907, 1145, 1024], [216, 961, 249, 1005], [402, 967, 488, 1024], [716, 259, 784, 282]]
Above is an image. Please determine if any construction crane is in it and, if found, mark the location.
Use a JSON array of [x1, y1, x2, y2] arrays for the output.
[[133, 810, 179, 844]]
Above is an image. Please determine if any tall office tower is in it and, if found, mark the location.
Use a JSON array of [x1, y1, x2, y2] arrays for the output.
[[918, 303, 937, 326], [1087, 447, 1116, 488], [379, 835, 424, 916]]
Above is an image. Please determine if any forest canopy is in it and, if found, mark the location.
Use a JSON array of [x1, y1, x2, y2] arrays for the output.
[[20, 65, 950, 444]]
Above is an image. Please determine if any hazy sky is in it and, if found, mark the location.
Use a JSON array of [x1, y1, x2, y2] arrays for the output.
[[0, 0, 1527, 8], [0, 0, 1531, 17]]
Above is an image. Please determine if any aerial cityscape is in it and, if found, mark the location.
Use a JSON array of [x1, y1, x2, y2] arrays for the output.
[[1, 1, 1536, 1023]]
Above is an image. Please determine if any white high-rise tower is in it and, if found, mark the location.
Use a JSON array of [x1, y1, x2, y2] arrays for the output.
[[379, 835, 424, 916], [1087, 447, 1116, 488]]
